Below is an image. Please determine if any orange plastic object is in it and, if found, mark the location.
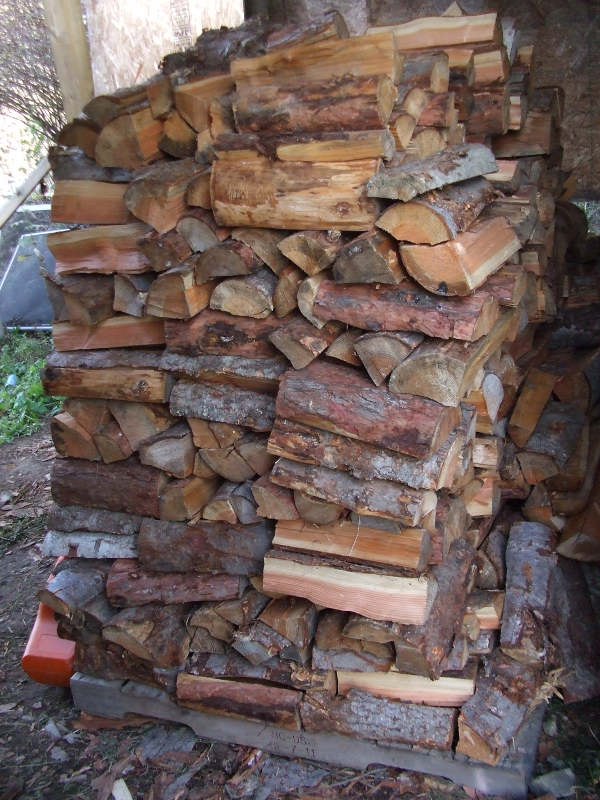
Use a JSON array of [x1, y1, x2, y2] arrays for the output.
[[21, 558, 75, 687]]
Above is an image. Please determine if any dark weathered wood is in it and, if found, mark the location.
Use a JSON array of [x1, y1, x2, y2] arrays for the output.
[[160, 352, 286, 392], [268, 316, 341, 369], [276, 361, 459, 459], [170, 379, 275, 432], [159, 109, 196, 157], [466, 87, 509, 136], [103, 603, 190, 667], [138, 518, 273, 575], [202, 481, 258, 525], [165, 309, 282, 358], [214, 589, 269, 628], [522, 401, 586, 473], [137, 228, 192, 272], [231, 619, 307, 665], [332, 230, 404, 284], [46, 273, 115, 326], [313, 280, 499, 341], [52, 457, 167, 518], [312, 610, 393, 672]]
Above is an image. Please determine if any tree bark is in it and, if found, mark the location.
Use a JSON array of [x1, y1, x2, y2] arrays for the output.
[[170, 379, 275, 432]]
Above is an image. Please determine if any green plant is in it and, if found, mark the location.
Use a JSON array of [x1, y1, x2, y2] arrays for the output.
[[0, 329, 60, 443]]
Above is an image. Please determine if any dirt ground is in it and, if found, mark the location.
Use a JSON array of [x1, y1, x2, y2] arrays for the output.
[[0, 425, 599, 800]]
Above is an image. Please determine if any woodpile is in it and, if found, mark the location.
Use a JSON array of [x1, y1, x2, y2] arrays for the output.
[[38, 3, 600, 782]]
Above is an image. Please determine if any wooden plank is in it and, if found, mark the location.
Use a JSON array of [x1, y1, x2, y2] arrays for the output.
[[0, 158, 50, 228], [336, 670, 474, 707], [53, 316, 165, 351]]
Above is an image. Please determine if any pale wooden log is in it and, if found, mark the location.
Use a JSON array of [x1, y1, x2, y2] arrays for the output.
[[95, 106, 163, 169], [376, 177, 494, 245], [165, 309, 281, 358], [268, 316, 341, 369], [113, 274, 154, 317], [337, 669, 474, 707], [507, 366, 556, 448], [177, 673, 301, 729], [209, 268, 278, 319], [57, 118, 99, 159], [301, 689, 457, 749], [145, 266, 216, 320], [267, 416, 462, 491], [252, 475, 299, 520], [263, 549, 437, 625], [231, 33, 401, 90], [486, 158, 523, 193], [366, 143, 497, 201], [472, 435, 504, 470], [173, 74, 234, 131], [103, 603, 190, 667], [233, 75, 397, 134], [464, 475, 501, 518], [313, 280, 499, 341], [332, 229, 404, 284], [52, 456, 167, 517], [277, 229, 347, 276], [47, 504, 144, 535], [312, 610, 393, 672], [138, 421, 195, 478], [176, 209, 229, 254], [273, 518, 430, 572], [277, 360, 458, 459], [159, 475, 220, 521], [399, 217, 520, 297], [211, 158, 381, 231], [146, 73, 173, 118], [138, 518, 273, 575], [170, 379, 275, 432], [466, 589, 504, 631], [293, 491, 344, 525], [418, 91, 456, 127], [124, 158, 207, 234], [326, 329, 362, 366], [274, 265, 304, 317], [51, 180, 131, 225], [92, 418, 133, 463], [51, 411, 102, 461], [369, 13, 500, 50], [52, 315, 165, 352], [275, 130, 395, 162], [106, 559, 243, 606], [137, 228, 192, 272]]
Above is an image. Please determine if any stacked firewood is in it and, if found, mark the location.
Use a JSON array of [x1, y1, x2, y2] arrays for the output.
[[38, 4, 600, 775]]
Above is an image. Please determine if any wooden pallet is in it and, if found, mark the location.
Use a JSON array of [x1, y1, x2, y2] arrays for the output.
[[71, 672, 543, 798]]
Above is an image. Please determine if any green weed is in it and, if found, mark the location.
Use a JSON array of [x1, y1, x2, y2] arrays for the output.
[[0, 329, 60, 443]]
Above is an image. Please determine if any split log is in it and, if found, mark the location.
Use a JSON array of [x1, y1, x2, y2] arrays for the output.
[[145, 265, 215, 319], [300, 689, 457, 749], [399, 217, 520, 297], [275, 130, 395, 162], [492, 110, 555, 158], [189, 606, 235, 643], [337, 669, 475, 707], [138, 422, 195, 478], [51, 411, 102, 461], [159, 110, 196, 157], [113, 274, 154, 317], [50, 452, 166, 518], [103, 604, 190, 667], [277, 229, 347, 276], [49, 145, 133, 183], [202, 481, 258, 525], [332, 229, 404, 284], [486, 158, 523, 193], [312, 611, 393, 672], [233, 75, 397, 134], [292, 491, 343, 525], [92, 418, 133, 463], [57, 118, 100, 159], [83, 85, 149, 127], [268, 316, 341, 369], [214, 589, 269, 628], [325, 329, 362, 366], [466, 87, 509, 136], [108, 401, 175, 450], [273, 518, 431, 572], [146, 73, 173, 118], [38, 566, 106, 618], [354, 331, 419, 385], [508, 366, 556, 448], [176, 673, 301, 729], [500, 521, 556, 665], [211, 158, 381, 231], [138, 518, 273, 575], [475, 524, 507, 590], [47, 273, 114, 326], [472, 436, 504, 470], [556, 467, 600, 561], [230, 228, 291, 275], [418, 91, 456, 127], [466, 589, 504, 631], [159, 475, 220, 521], [199, 440, 263, 482], [484, 264, 527, 307], [276, 361, 459, 459], [194, 241, 263, 282], [313, 280, 499, 341], [273, 266, 303, 317], [231, 618, 308, 664], [137, 229, 192, 273], [376, 177, 494, 245], [270, 458, 436, 526], [170, 379, 275, 432], [297, 272, 330, 328], [95, 106, 163, 169], [51, 180, 131, 225], [42, 349, 172, 403], [259, 596, 317, 650], [124, 158, 207, 234], [209, 267, 278, 319], [263, 549, 437, 625], [106, 560, 244, 606], [366, 143, 497, 201], [251, 475, 299, 520], [267, 416, 462, 491], [53, 315, 165, 352], [520, 401, 585, 479], [189, 628, 226, 655], [186, 171, 212, 208], [176, 210, 229, 254], [47, 504, 144, 535], [370, 13, 500, 50], [173, 73, 234, 131]]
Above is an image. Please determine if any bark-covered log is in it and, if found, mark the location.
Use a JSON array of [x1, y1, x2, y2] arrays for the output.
[[103, 603, 190, 667], [170, 379, 275, 432], [165, 309, 282, 358], [160, 352, 286, 393], [47, 504, 144, 535]]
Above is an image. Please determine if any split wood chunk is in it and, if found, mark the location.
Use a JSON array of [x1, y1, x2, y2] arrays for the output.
[[276, 361, 459, 459], [472, 435, 504, 470], [113, 274, 154, 317], [103, 604, 190, 667], [202, 481, 258, 525], [162, 352, 284, 394], [369, 13, 500, 50], [273, 518, 431, 572], [194, 241, 263, 282], [51, 180, 131, 225], [466, 87, 509, 136], [159, 110, 196, 158], [376, 177, 494, 245], [176, 209, 229, 254], [57, 117, 100, 159], [484, 264, 527, 307], [176, 673, 301, 729], [138, 421, 195, 478], [464, 475, 500, 518], [48, 145, 133, 184], [38, 566, 106, 618], [84, 85, 149, 127], [173, 74, 234, 131], [138, 518, 274, 575], [313, 280, 499, 341], [159, 475, 220, 521], [277, 230, 348, 276], [486, 158, 523, 193], [268, 316, 341, 369], [418, 91, 456, 127], [61, 398, 112, 436], [137, 229, 192, 272], [297, 272, 330, 329], [275, 130, 395, 162], [337, 669, 474, 707], [523, 484, 556, 529], [145, 266, 215, 320], [475, 524, 507, 591], [326, 329, 363, 366], [519, 401, 586, 482], [401, 51, 450, 92], [233, 75, 397, 134], [251, 476, 299, 520], [47, 224, 150, 276], [199, 433, 273, 481], [492, 110, 555, 158], [210, 267, 277, 319], [46, 271, 111, 326], [51, 411, 101, 461], [367, 143, 497, 201], [106, 560, 244, 606], [259, 596, 317, 651], [300, 689, 457, 749], [508, 366, 556, 448], [189, 606, 236, 643], [211, 158, 381, 231], [332, 229, 404, 284], [52, 456, 167, 518], [400, 217, 520, 297], [186, 171, 212, 208], [263, 550, 437, 625], [312, 611, 394, 672], [92, 418, 133, 463], [108, 402, 175, 450], [170, 379, 275, 432], [456, 651, 541, 765], [95, 107, 163, 169], [146, 74, 173, 118], [214, 589, 269, 629], [268, 416, 462, 491], [164, 310, 281, 358], [52, 315, 165, 352], [124, 158, 208, 234], [231, 33, 401, 90], [466, 589, 504, 630], [293, 491, 343, 525], [388, 310, 518, 406], [274, 265, 303, 317], [231, 228, 291, 275], [189, 628, 226, 655], [270, 457, 436, 526]]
